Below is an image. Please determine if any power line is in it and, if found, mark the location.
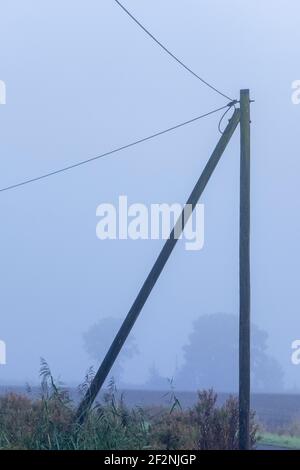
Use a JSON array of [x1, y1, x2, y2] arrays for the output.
[[218, 101, 237, 134], [0, 104, 232, 194], [115, 0, 234, 102]]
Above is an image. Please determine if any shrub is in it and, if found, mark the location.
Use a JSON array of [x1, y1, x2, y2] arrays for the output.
[[148, 390, 258, 450]]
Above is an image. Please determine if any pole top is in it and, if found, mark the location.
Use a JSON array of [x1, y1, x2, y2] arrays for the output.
[[239, 89, 254, 105]]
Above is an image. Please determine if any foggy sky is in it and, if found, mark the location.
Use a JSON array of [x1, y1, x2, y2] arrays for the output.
[[0, 0, 299, 391]]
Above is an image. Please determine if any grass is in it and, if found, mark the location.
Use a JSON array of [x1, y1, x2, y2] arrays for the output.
[[0, 361, 259, 450], [259, 432, 300, 450]]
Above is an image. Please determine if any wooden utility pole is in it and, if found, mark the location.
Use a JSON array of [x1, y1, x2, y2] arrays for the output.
[[239, 89, 251, 450], [76, 108, 241, 424]]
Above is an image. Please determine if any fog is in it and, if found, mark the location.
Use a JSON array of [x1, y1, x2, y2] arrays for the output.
[[0, 0, 299, 393]]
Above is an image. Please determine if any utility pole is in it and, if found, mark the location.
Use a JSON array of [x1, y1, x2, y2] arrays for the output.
[[76, 108, 241, 424], [239, 89, 251, 450]]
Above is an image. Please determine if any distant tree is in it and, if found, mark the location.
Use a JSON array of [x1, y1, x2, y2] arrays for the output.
[[83, 317, 138, 383], [176, 313, 284, 393]]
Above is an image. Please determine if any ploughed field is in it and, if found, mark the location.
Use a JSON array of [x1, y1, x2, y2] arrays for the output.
[[113, 390, 300, 431], [0, 386, 299, 431]]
